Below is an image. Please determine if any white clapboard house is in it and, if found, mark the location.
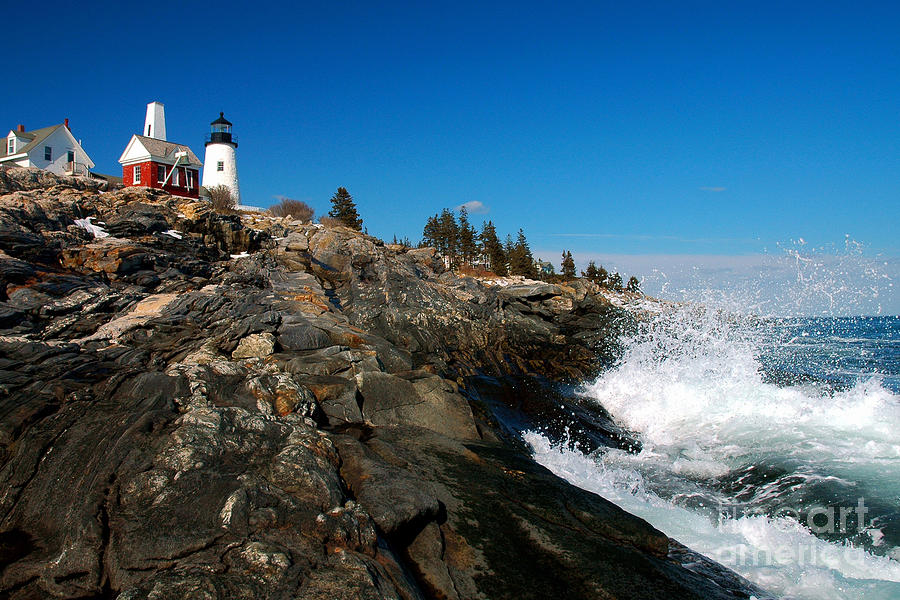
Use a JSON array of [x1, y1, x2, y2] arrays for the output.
[[0, 120, 95, 176]]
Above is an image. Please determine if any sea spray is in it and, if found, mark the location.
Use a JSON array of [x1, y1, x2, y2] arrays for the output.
[[525, 300, 900, 599]]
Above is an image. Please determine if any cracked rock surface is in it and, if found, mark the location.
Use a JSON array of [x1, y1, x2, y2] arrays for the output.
[[0, 167, 768, 599]]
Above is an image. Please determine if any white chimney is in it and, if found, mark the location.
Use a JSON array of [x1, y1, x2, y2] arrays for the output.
[[143, 101, 166, 140]]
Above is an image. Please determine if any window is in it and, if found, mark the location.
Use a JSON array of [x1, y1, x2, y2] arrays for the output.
[[185, 170, 194, 189], [172, 169, 180, 186], [44, 146, 52, 161], [217, 161, 224, 172], [147, 125, 152, 136], [6, 138, 13, 154], [67, 151, 75, 164], [157, 165, 166, 181], [134, 165, 141, 183]]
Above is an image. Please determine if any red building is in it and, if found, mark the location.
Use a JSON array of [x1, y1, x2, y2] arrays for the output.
[[117, 102, 203, 199], [118, 136, 203, 199]]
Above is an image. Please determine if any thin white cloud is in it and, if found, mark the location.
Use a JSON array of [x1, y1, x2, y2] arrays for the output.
[[540, 232, 756, 244], [700, 186, 727, 192], [455, 200, 489, 214]]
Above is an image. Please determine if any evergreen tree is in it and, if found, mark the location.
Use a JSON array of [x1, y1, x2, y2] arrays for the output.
[[457, 207, 478, 267], [509, 229, 536, 277], [626, 275, 641, 293], [609, 272, 624, 291], [597, 265, 609, 287], [327, 187, 362, 230], [480, 221, 507, 276], [436, 208, 459, 268], [422, 215, 440, 248], [582, 260, 600, 283], [561, 250, 576, 279]]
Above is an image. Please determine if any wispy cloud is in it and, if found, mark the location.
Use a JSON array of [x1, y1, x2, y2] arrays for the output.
[[540, 232, 756, 244], [699, 186, 727, 192], [455, 200, 489, 214]]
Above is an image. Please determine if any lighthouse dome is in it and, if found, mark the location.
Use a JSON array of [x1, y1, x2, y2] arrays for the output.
[[211, 112, 232, 127]]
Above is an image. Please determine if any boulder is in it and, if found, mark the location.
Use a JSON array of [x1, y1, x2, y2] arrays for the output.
[[231, 332, 276, 359], [277, 321, 332, 351], [355, 371, 478, 440], [60, 238, 152, 276]]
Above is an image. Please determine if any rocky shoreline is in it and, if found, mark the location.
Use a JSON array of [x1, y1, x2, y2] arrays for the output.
[[0, 167, 769, 598]]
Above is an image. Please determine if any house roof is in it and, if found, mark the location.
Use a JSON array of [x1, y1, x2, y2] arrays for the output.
[[127, 135, 202, 166], [1, 124, 62, 159]]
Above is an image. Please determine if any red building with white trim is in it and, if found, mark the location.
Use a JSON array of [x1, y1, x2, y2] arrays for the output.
[[118, 102, 203, 199]]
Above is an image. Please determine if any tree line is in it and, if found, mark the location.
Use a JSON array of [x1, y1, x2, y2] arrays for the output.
[[418, 208, 642, 292], [266, 192, 642, 293], [420, 207, 538, 277]]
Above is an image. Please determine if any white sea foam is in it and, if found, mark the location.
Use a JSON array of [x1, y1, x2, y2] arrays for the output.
[[526, 303, 900, 599], [527, 431, 900, 600]]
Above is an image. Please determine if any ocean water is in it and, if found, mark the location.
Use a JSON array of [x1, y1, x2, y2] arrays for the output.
[[526, 308, 900, 599]]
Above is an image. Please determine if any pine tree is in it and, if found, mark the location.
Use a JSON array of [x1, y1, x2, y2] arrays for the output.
[[503, 234, 514, 265], [457, 207, 478, 267], [561, 250, 576, 279], [422, 215, 440, 248], [509, 229, 536, 277], [582, 260, 599, 282], [437, 208, 459, 268], [597, 265, 609, 287], [327, 187, 363, 230], [480, 221, 507, 276], [609, 272, 624, 291], [626, 276, 641, 293]]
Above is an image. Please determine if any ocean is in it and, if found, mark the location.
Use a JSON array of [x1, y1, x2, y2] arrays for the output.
[[526, 308, 900, 599]]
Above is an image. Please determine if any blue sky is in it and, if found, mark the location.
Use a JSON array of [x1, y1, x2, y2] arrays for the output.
[[3, 1, 897, 313]]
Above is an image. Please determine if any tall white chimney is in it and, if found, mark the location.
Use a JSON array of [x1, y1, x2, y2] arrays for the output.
[[143, 101, 166, 140]]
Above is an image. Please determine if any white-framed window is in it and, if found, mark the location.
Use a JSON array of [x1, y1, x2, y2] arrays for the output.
[[67, 151, 75, 164], [134, 165, 141, 183], [44, 146, 52, 161], [217, 161, 224, 172], [6, 138, 13, 154], [172, 169, 180, 186], [185, 170, 194, 189], [157, 164, 166, 181]]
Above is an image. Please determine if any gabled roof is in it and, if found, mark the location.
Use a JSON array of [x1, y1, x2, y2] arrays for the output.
[[119, 135, 202, 167], [1, 124, 62, 159]]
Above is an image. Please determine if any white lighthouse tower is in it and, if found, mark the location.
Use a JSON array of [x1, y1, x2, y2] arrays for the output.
[[144, 101, 166, 140], [201, 112, 240, 203]]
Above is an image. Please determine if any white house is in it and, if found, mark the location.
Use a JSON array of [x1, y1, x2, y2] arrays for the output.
[[0, 121, 95, 176]]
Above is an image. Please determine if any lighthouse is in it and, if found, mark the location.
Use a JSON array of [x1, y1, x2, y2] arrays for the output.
[[201, 112, 240, 203], [144, 101, 166, 140]]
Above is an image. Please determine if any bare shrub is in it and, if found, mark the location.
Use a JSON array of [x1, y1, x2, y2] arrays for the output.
[[207, 185, 235, 213], [318, 216, 346, 228], [269, 197, 314, 222]]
